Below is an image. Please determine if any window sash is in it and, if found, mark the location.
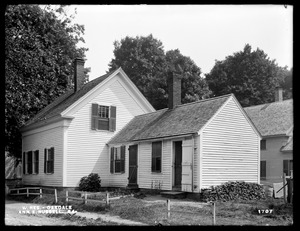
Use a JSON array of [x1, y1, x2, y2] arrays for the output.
[[111, 146, 125, 173], [99, 105, 109, 118], [32, 150, 39, 174], [45, 148, 54, 174]]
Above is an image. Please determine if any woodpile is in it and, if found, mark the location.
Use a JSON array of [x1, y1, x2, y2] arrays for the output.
[[200, 181, 266, 202]]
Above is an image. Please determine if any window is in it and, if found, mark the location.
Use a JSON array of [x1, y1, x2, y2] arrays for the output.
[[152, 141, 162, 173], [260, 160, 266, 179], [33, 150, 39, 174], [44, 147, 54, 174], [260, 139, 266, 150], [23, 150, 39, 174], [283, 160, 293, 176], [110, 146, 125, 174], [91, 104, 116, 131]]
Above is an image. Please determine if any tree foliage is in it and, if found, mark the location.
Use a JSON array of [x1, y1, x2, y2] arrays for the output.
[[108, 34, 211, 109], [5, 5, 89, 157], [205, 44, 292, 107]]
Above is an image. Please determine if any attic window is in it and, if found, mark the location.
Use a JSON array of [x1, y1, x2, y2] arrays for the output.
[[91, 104, 116, 131]]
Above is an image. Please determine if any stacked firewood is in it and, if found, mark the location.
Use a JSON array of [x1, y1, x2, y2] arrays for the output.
[[200, 181, 266, 202]]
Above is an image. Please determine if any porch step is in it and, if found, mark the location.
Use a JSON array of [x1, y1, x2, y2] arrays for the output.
[[160, 191, 187, 199], [126, 184, 140, 192]]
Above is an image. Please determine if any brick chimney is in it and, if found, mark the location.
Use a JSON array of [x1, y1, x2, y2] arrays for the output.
[[167, 72, 182, 109], [275, 87, 283, 102], [74, 58, 85, 92]]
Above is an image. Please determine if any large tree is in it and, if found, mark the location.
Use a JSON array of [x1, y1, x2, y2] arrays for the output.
[[108, 34, 211, 109], [5, 5, 89, 158], [205, 44, 291, 107]]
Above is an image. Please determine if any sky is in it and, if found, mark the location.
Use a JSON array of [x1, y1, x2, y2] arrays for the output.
[[67, 5, 293, 81]]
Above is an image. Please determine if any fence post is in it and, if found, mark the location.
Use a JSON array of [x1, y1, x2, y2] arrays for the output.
[[167, 199, 170, 219], [54, 189, 58, 203], [106, 192, 110, 206], [212, 202, 216, 225], [40, 188, 42, 198], [27, 188, 29, 197], [66, 190, 68, 203], [283, 173, 287, 203], [84, 191, 87, 204]]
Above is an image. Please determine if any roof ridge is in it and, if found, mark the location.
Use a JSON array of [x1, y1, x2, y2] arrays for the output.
[[175, 93, 232, 108], [244, 98, 293, 109]]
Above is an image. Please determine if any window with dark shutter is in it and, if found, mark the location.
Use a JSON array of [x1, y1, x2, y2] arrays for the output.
[[120, 146, 125, 173], [91, 104, 98, 130], [23, 152, 26, 174], [109, 106, 116, 132], [27, 151, 33, 174], [44, 147, 54, 174], [152, 141, 162, 173], [44, 149, 47, 173], [110, 147, 114, 173], [91, 104, 116, 131], [33, 150, 39, 174]]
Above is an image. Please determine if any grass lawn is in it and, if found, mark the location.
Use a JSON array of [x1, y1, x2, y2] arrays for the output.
[[6, 188, 293, 226]]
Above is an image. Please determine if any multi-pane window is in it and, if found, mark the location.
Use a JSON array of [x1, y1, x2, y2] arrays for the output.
[[260, 139, 266, 150], [23, 150, 39, 175], [110, 146, 125, 174], [99, 105, 109, 118], [44, 147, 54, 174], [283, 160, 293, 176], [91, 104, 116, 131], [152, 141, 162, 173]]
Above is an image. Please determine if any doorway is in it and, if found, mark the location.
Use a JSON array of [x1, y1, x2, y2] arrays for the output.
[[174, 141, 182, 190], [128, 145, 138, 187]]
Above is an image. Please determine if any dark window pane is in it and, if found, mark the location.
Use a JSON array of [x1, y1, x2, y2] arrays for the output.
[[152, 141, 162, 172], [156, 157, 161, 172], [260, 161, 266, 178], [98, 119, 109, 130], [115, 160, 121, 173], [260, 140, 266, 150]]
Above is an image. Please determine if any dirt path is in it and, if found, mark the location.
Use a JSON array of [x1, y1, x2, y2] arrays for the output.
[[5, 200, 147, 226]]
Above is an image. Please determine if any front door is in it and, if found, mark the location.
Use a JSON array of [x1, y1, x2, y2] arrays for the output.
[[174, 141, 182, 188], [128, 145, 138, 187]]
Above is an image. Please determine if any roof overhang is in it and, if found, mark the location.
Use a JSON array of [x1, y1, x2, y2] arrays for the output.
[[20, 115, 74, 135]]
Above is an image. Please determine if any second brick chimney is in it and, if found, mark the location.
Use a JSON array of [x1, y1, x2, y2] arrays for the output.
[[167, 72, 182, 109], [275, 87, 283, 102], [74, 58, 85, 92]]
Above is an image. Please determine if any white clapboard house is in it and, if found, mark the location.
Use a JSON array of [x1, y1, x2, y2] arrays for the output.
[[21, 58, 261, 193]]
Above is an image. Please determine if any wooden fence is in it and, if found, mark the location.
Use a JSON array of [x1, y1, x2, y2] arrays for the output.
[[166, 200, 216, 225], [8, 187, 130, 205]]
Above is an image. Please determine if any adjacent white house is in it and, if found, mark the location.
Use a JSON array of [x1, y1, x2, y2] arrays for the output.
[[244, 89, 293, 184], [21, 59, 261, 192]]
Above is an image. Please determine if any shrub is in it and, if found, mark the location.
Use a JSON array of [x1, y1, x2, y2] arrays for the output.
[[200, 181, 266, 202], [79, 173, 101, 192]]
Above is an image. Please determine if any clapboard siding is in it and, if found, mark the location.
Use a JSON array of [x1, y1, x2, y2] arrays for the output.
[[108, 144, 129, 187], [201, 97, 259, 188], [66, 76, 145, 187], [22, 125, 64, 187], [138, 140, 172, 190]]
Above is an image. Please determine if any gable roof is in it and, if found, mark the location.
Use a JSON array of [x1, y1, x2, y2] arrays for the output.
[[108, 94, 231, 144], [22, 71, 113, 128], [244, 99, 293, 137]]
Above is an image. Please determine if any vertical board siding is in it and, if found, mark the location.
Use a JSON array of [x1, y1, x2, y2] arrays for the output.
[[22, 126, 64, 187], [67, 76, 145, 187], [201, 98, 259, 188], [138, 140, 172, 190]]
